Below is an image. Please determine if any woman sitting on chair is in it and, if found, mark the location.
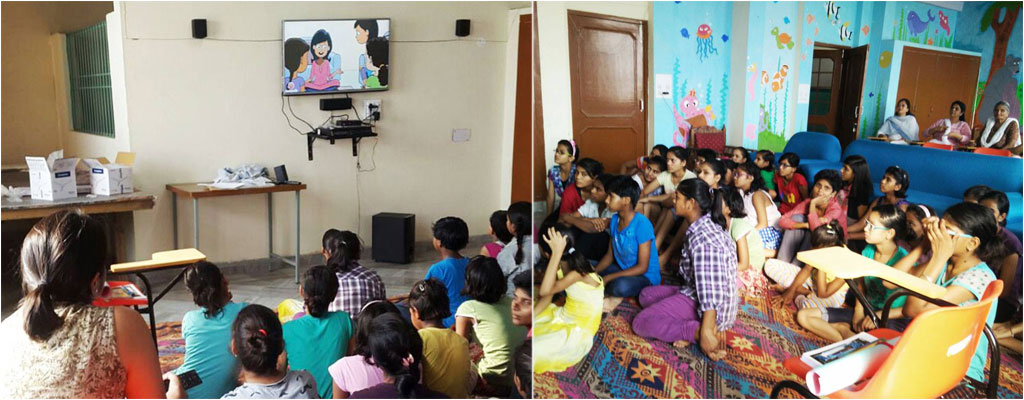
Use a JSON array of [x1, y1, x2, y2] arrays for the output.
[[975, 101, 1022, 156]]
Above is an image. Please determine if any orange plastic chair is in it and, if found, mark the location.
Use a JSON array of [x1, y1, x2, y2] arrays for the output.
[[973, 147, 1013, 157], [922, 142, 954, 151], [772, 280, 1003, 399]]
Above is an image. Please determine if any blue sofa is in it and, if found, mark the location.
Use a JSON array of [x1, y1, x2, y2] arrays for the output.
[[782, 132, 843, 180], [817, 140, 1023, 239]]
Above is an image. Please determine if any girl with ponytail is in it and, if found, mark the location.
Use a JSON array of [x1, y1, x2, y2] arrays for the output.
[[0, 210, 172, 398], [177, 261, 248, 399], [321, 229, 386, 317], [713, 186, 767, 291], [497, 202, 534, 297], [534, 225, 604, 373], [349, 313, 443, 398], [632, 179, 738, 362], [225, 304, 316, 398]]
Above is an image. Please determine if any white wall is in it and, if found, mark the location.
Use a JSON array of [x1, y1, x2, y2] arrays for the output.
[[113, 1, 526, 261], [536, 1, 653, 173], [1, 1, 113, 165]]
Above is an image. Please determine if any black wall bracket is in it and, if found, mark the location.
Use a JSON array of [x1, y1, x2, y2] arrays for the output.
[[306, 128, 378, 160]]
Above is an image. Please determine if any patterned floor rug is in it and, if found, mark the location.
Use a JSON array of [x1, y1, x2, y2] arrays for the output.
[[535, 276, 1024, 399], [156, 322, 185, 374]]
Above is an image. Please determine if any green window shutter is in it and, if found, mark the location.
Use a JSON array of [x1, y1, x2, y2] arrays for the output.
[[66, 21, 114, 137]]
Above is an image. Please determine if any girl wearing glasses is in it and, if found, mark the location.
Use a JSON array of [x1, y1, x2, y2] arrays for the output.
[[903, 202, 1005, 382], [799, 205, 909, 342]]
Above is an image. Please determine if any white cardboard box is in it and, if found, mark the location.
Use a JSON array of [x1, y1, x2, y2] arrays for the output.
[[25, 156, 79, 201], [83, 159, 133, 195]]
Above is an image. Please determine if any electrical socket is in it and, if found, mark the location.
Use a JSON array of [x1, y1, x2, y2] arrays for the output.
[[364, 100, 381, 120]]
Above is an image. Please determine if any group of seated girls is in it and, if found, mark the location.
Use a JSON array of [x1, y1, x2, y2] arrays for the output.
[[875, 98, 1021, 156], [0, 209, 534, 399], [541, 139, 1021, 379]]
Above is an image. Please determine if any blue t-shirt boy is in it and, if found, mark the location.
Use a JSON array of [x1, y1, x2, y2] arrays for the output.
[[176, 301, 247, 399], [610, 213, 662, 287], [425, 257, 471, 327]]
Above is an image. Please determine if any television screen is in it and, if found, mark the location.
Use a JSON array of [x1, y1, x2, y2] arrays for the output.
[[282, 18, 390, 96]]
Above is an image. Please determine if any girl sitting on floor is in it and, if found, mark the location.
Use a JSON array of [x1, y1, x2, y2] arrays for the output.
[[754, 149, 777, 198], [559, 173, 615, 261], [715, 186, 767, 291], [480, 210, 513, 258], [798, 205, 909, 342], [639, 146, 696, 249], [349, 313, 445, 399], [731, 147, 750, 165], [659, 159, 728, 270], [327, 301, 399, 398], [408, 278, 472, 398], [223, 304, 317, 399], [497, 202, 535, 298], [558, 158, 605, 216], [838, 155, 873, 225], [177, 261, 248, 399], [632, 179, 738, 361], [284, 265, 354, 399], [774, 169, 846, 266], [734, 161, 783, 258], [620, 144, 668, 176], [902, 202, 1005, 381], [455, 256, 528, 396], [631, 156, 667, 217], [546, 139, 578, 216], [766, 222, 849, 314], [848, 166, 911, 242], [322, 229, 386, 318], [534, 225, 603, 374]]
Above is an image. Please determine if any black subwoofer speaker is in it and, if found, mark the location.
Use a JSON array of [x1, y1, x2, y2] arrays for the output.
[[372, 213, 415, 264]]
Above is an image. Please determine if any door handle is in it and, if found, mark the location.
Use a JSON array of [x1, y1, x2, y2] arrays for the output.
[[640, 99, 645, 112]]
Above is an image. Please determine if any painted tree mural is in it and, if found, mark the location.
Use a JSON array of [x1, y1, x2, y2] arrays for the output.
[[973, 2, 1021, 124]]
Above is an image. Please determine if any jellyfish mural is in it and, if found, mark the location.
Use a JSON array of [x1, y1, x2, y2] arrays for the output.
[[695, 23, 718, 62]]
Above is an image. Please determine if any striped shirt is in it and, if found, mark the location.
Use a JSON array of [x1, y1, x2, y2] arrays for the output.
[[328, 264, 387, 318], [678, 214, 739, 330]]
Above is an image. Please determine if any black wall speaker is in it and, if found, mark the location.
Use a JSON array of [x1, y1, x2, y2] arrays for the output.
[[192, 19, 207, 39], [372, 213, 415, 264], [320, 97, 353, 111], [455, 19, 471, 37]]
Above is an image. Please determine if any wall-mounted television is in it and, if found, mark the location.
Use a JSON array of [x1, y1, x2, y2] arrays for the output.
[[282, 18, 390, 96]]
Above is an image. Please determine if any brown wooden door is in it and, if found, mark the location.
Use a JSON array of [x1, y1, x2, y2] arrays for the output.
[[897, 47, 980, 130], [807, 48, 844, 135], [510, 14, 532, 203], [836, 44, 868, 147], [533, 7, 547, 201], [567, 11, 647, 173]]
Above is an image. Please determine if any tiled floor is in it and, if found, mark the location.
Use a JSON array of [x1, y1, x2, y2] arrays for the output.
[[147, 236, 490, 323]]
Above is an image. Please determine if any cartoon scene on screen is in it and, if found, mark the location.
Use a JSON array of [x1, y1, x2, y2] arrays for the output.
[[282, 18, 390, 94]]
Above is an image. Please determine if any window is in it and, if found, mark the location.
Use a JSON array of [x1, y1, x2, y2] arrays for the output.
[[66, 21, 114, 137]]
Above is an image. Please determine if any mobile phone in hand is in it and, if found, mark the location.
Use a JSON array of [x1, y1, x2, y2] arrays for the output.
[[178, 370, 203, 391]]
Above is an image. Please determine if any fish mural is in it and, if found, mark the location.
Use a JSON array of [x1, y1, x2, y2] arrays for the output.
[[680, 28, 690, 38], [861, 25, 870, 35], [769, 64, 789, 93], [839, 21, 853, 41], [825, 1, 841, 25], [906, 10, 935, 36], [721, 34, 729, 42], [938, 10, 950, 35]]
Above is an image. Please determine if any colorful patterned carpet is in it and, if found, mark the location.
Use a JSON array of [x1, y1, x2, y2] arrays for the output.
[[534, 276, 1024, 399], [156, 322, 186, 373]]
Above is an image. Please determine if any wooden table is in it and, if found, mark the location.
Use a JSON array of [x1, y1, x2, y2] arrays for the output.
[[1, 192, 155, 221], [166, 183, 306, 283], [109, 248, 206, 344]]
